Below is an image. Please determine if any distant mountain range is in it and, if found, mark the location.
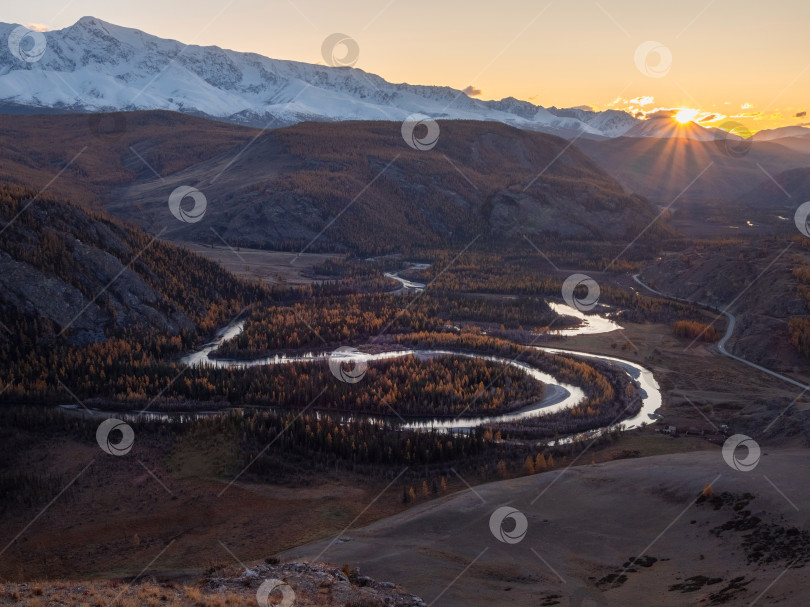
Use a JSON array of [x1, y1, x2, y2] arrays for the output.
[[576, 134, 810, 204], [751, 126, 810, 154], [0, 17, 625, 137], [4, 16, 807, 144]]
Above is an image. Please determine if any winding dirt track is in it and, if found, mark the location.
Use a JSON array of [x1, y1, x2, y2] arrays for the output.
[[632, 273, 810, 392]]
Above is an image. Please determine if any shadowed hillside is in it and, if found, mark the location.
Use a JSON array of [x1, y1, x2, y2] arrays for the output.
[[0, 111, 259, 207], [113, 118, 668, 254], [576, 135, 810, 204], [0, 112, 669, 255], [0, 183, 263, 350]]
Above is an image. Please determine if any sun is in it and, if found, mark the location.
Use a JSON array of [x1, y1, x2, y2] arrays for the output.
[[674, 108, 699, 124]]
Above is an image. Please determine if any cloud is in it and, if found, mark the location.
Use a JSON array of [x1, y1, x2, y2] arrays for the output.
[[645, 109, 678, 120], [633, 107, 723, 124], [796, 111, 807, 118], [630, 96, 654, 107], [741, 102, 753, 109], [25, 23, 50, 32], [463, 85, 482, 97]]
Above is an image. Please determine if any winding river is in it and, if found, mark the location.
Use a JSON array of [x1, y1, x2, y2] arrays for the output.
[[384, 263, 428, 294], [174, 310, 661, 434], [546, 302, 623, 337], [63, 270, 662, 438]]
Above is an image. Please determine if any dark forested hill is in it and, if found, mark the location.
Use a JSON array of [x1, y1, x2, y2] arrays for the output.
[[0, 112, 668, 256], [116, 119, 667, 253], [0, 183, 262, 348]]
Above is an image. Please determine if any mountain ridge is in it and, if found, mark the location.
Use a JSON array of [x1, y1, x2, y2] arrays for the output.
[[8, 16, 802, 144], [109, 118, 668, 253], [0, 16, 633, 138], [0, 111, 668, 254]]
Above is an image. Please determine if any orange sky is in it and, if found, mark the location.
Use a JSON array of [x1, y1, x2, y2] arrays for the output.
[[9, 0, 810, 132]]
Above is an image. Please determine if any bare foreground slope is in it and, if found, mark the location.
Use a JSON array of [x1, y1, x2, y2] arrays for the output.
[[283, 449, 810, 606]]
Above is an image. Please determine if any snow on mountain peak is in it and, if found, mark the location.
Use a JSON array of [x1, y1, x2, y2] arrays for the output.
[[0, 16, 642, 137]]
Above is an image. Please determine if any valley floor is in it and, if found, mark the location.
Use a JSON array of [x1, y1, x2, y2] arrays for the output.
[[2, 244, 809, 606]]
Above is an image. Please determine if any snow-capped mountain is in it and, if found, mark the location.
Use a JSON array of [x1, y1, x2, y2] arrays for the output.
[[2, 16, 778, 144], [0, 16, 641, 137], [546, 107, 640, 138]]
